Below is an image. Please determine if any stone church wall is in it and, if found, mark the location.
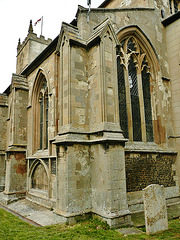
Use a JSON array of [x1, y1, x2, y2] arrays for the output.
[[166, 18, 180, 187], [0, 94, 8, 191], [0, 0, 179, 227]]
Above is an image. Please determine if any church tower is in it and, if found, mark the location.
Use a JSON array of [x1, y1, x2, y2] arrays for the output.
[[16, 20, 52, 74]]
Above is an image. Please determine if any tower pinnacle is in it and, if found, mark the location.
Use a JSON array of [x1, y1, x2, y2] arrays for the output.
[[28, 20, 33, 33]]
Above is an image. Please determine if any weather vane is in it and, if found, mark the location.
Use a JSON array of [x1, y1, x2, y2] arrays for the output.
[[87, 0, 91, 22]]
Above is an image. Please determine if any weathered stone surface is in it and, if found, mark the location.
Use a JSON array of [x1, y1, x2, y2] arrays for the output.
[[0, 0, 180, 228], [143, 184, 168, 235]]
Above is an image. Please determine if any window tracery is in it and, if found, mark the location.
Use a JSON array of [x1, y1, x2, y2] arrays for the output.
[[117, 37, 153, 142]]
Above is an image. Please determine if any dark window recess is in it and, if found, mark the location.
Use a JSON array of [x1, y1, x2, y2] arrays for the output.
[[45, 93, 49, 149], [117, 48, 128, 138], [174, 0, 178, 13], [169, 0, 173, 14], [51, 159, 56, 174], [128, 56, 142, 141], [40, 95, 43, 150], [127, 38, 136, 52], [142, 67, 154, 142]]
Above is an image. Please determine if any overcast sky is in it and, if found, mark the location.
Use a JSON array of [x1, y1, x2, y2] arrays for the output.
[[0, 0, 103, 93]]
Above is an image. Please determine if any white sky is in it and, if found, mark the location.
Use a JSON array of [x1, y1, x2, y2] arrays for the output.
[[0, 0, 103, 93]]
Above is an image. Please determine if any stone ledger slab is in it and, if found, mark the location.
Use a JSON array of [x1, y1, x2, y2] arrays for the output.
[[143, 184, 168, 235]]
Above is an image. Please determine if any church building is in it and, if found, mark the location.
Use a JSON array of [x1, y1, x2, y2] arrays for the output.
[[0, 0, 180, 227]]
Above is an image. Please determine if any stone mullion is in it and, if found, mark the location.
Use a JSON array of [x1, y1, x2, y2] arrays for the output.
[[124, 68, 133, 141], [171, 0, 175, 14], [137, 71, 147, 142]]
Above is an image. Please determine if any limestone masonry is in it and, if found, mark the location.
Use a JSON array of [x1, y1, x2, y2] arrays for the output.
[[0, 0, 180, 227]]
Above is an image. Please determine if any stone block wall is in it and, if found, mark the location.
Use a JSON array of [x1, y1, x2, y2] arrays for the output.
[[166, 18, 180, 187], [91, 143, 128, 217], [101, 0, 154, 9], [70, 46, 89, 131], [125, 152, 177, 192], [4, 151, 27, 195], [56, 144, 91, 215], [0, 94, 8, 191], [0, 94, 8, 150]]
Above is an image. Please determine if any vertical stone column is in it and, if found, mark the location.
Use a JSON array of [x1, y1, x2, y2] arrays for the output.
[[91, 139, 131, 227], [4, 150, 27, 203], [55, 142, 91, 218], [3, 74, 28, 203], [0, 94, 8, 191]]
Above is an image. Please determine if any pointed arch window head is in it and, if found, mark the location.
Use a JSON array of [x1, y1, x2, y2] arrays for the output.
[[117, 36, 153, 142]]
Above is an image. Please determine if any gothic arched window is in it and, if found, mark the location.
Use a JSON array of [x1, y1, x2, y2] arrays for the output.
[[39, 81, 49, 150], [117, 37, 153, 142], [32, 73, 49, 152]]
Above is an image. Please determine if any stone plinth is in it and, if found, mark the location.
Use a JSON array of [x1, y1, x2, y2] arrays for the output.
[[143, 184, 168, 235]]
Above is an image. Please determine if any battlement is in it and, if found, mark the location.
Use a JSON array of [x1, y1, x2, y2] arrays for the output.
[[17, 32, 52, 55]]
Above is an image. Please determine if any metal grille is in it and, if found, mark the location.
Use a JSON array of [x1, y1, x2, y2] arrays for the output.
[[142, 68, 154, 142], [117, 48, 128, 138], [128, 56, 142, 141]]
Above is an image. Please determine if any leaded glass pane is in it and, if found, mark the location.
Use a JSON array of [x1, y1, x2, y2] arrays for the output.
[[117, 48, 128, 138], [127, 38, 136, 52], [142, 68, 154, 142], [45, 92, 49, 149], [40, 96, 43, 149], [128, 56, 142, 141]]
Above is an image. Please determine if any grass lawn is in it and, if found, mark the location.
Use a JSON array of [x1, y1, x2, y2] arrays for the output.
[[0, 208, 179, 239]]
